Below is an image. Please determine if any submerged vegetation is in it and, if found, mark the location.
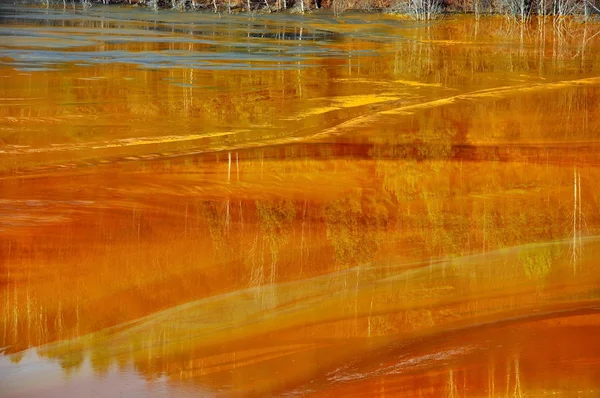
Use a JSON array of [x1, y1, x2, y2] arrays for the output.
[[37, 0, 600, 20]]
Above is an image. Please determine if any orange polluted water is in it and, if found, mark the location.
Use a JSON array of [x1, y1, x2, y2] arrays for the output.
[[2, 5, 600, 397]]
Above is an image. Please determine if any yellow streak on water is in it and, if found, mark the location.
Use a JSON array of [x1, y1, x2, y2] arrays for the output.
[[394, 79, 445, 87], [0, 133, 237, 153], [287, 95, 401, 120]]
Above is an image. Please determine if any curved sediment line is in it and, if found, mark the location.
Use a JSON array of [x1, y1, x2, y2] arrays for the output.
[[0, 132, 236, 155], [3, 77, 600, 179], [285, 298, 600, 396], [5, 236, 597, 397], [26, 236, 600, 354], [315, 76, 600, 137]]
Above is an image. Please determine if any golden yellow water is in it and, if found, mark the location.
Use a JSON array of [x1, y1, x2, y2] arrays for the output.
[[2, 4, 600, 397]]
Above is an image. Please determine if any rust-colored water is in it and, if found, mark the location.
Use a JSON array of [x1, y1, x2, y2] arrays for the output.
[[2, 4, 600, 397]]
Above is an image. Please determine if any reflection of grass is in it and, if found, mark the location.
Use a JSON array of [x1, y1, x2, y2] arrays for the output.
[[254, 200, 296, 284], [518, 248, 557, 279], [23, 235, 600, 395], [324, 193, 387, 267]]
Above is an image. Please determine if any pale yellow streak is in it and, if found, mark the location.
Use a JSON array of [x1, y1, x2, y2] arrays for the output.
[[395, 80, 444, 88], [316, 76, 600, 137], [286, 95, 400, 121], [329, 94, 401, 108], [288, 106, 341, 120], [91, 132, 235, 149], [0, 132, 235, 154], [383, 77, 600, 115]]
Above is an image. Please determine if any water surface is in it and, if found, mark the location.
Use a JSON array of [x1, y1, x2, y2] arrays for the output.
[[2, 4, 600, 397]]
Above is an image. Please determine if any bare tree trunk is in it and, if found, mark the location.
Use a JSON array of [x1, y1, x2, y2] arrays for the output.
[[584, 0, 589, 17], [571, 167, 582, 274], [333, 0, 345, 16], [228, 152, 231, 183], [213, 0, 218, 12], [581, 23, 587, 65], [587, 0, 600, 14], [573, 167, 578, 274]]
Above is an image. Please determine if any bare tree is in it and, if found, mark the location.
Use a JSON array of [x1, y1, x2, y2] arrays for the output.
[[29, 0, 600, 17], [555, 0, 580, 16], [503, 0, 533, 21], [586, 0, 600, 15], [391, 0, 443, 20], [172, 0, 188, 10], [148, 0, 159, 11], [571, 167, 583, 274], [473, 0, 492, 18], [332, 0, 346, 17]]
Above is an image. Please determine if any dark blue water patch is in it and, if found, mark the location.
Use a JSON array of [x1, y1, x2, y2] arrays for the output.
[[0, 29, 331, 51], [14, 67, 55, 72], [0, 48, 296, 61], [0, 3, 418, 42], [0, 27, 168, 38], [0, 28, 297, 51], [0, 25, 340, 53], [0, 3, 388, 75], [145, 22, 338, 43], [0, 49, 314, 71], [0, 5, 340, 41], [0, 36, 376, 70], [169, 82, 197, 87], [0, 8, 109, 23]]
